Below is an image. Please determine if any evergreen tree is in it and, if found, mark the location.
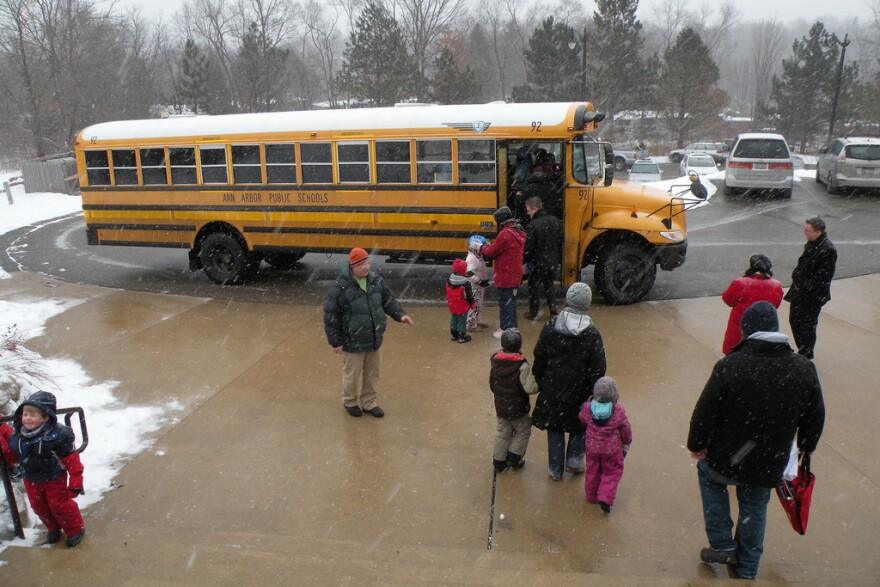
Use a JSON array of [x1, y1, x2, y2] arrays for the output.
[[769, 22, 856, 150], [591, 0, 655, 116], [234, 21, 291, 113], [511, 17, 581, 102], [338, 3, 418, 106], [657, 28, 727, 146], [430, 46, 481, 104], [175, 39, 212, 114]]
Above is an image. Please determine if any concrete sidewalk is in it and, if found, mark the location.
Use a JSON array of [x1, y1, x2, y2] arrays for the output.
[[1, 271, 878, 585]]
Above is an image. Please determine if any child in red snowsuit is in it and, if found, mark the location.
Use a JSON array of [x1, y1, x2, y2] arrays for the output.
[[578, 377, 632, 513], [446, 258, 475, 343], [7, 391, 86, 547]]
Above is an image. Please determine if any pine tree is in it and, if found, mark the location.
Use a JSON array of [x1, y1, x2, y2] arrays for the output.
[[591, 0, 655, 116], [338, 3, 418, 106], [511, 17, 581, 103], [769, 22, 856, 149], [430, 47, 481, 104], [234, 22, 291, 113], [175, 39, 212, 114], [657, 28, 727, 146]]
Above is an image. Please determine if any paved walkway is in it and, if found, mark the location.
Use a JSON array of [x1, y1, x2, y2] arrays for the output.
[[1, 271, 878, 585]]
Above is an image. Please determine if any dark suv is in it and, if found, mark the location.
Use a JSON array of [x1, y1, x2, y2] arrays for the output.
[[816, 137, 880, 194]]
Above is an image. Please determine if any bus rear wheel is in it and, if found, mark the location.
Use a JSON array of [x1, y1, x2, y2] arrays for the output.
[[199, 233, 258, 285], [594, 243, 656, 305], [264, 251, 306, 269]]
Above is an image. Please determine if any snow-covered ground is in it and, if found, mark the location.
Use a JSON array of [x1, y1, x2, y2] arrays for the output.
[[0, 171, 181, 551], [0, 161, 817, 549]]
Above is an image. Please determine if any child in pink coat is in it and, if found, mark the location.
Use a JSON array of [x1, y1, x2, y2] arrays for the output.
[[578, 377, 632, 513]]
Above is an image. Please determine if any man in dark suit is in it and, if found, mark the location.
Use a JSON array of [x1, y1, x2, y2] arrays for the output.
[[784, 217, 838, 359]]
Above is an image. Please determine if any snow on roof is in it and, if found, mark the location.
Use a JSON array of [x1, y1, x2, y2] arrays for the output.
[[78, 103, 583, 142]]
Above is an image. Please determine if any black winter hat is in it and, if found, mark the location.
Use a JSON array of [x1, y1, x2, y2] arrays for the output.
[[493, 206, 513, 224], [741, 301, 779, 336], [501, 328, 522, 352]]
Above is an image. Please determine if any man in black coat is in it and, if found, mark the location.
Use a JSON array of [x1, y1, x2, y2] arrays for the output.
[[523, 196, 563, 320], [784, 217, 837, 359], [687, 301, 825, 580]]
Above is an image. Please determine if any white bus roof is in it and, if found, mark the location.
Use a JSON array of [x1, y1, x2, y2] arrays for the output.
[[78, 102, 589, 142]]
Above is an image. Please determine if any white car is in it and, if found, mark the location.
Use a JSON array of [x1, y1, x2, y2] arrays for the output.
[[680, 153, 718, 177], [627, 160, 662, 184]]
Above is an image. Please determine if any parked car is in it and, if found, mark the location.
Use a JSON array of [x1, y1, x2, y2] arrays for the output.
[[668, 141, 728, 164], [724, 133, 794, 198], [612, 144, 650, 171], [627, 159, 662, 184], [679, 153, 719, 177], [816, 136, 880, 194]]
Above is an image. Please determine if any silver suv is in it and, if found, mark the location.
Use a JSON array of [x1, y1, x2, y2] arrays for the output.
[[816, 136, 880, 194], [668, 141, 728, 164]]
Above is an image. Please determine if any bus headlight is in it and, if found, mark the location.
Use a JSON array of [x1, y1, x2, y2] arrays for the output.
[[659, 230, 684, 242]]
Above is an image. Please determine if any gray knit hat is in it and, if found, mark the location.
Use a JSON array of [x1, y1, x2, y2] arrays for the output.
[[565, 283, 592, 314], [493, 206, 513, 224], [593, 377, 619, 403], [500, 328, 522, 352]]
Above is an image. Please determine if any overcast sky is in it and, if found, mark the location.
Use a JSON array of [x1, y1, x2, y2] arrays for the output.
[[115, 0, 870, 25]]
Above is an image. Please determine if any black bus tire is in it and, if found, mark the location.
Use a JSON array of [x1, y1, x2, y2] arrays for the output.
[[199, 232, 254, 285], [594, 243, 657, 305]]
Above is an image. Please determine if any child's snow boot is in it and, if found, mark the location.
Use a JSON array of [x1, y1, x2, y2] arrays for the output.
[[493, 459, 508, 473], [507, 451, 525, 470]]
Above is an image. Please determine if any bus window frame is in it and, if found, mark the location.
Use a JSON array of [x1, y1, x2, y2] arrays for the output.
[[111, 149, 139, 186], [337, 141, 371, 184], [199, 145, 229, 185], [300, 142, 333, 185], [140, 147, 169, 185], [416, 138, 453, 185], [457, 138, 496, 185], [169, 146, 198, 185], [264, 143, 297, 185], [375, 139, 413, 184], [231, 144, 264, 185], [84, 150, 111, 186]]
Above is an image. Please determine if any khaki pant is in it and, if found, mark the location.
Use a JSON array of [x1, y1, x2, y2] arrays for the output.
[[493, 414, 532, 461], [342, 350, 382, 410]]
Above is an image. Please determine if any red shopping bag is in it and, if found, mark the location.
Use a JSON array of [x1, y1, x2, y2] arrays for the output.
[[776, 453, 815, 535]]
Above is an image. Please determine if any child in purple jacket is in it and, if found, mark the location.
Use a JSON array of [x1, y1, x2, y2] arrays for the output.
[[578, 377, 632, 513]]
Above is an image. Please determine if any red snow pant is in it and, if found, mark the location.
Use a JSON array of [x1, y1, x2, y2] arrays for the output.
[[584, 450, 625, 506], [24, 476, 84, 536]]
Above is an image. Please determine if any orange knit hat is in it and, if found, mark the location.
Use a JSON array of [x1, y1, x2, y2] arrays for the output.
[[349, 247, 369, 266]]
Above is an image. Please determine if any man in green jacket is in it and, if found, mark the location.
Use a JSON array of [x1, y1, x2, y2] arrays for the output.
[[323, 248, 414, 418]]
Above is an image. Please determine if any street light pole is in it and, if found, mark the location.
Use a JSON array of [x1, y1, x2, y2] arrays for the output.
[[568, 27, 589, 100], [827, 33, 850, 142]]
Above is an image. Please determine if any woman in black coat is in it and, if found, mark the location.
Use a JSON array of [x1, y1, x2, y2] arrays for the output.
[[532, 283, 607, 480]]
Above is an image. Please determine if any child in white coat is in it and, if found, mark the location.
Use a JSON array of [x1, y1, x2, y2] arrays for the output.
[[466, 235, 490, 332]]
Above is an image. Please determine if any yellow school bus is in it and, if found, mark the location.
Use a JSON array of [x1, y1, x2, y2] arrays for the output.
[[75, 102, 693, 304]]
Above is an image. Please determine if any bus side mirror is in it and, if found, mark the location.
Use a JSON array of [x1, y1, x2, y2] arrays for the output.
[[603, 143, 614, 186], [604, 164, 614, 186]]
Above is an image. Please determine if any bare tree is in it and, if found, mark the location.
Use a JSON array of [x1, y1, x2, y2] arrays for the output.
[[749, 19, 786, 121], [381, 0, 465, 99], [301, 0, 343, 106]]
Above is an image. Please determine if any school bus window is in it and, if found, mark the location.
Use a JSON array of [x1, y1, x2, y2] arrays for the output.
[[337, 142, 370, 183], [169, 147, 197, 184], [200, 146, 228, 184], [84, 150, 111, 186], [458, 139, 495, 184], [376, 141, 411, 184], [301, 142, 332, 184], [140, 148, 168, 184], [416, 139, 452, 184], [232, 145, 262, 184], [265, 144, 296, 184], [111, 150, 138, 185]]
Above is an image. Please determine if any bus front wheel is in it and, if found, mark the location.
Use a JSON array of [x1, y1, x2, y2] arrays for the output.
[[199, 233, 258, 285], [594, 243, 656, 305]]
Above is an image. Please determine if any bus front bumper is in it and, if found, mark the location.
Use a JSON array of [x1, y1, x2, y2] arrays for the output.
[[657, 241, 687, 271]]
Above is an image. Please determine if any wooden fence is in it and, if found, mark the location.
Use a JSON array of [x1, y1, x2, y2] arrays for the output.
[[21, 152, 79, 195]]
